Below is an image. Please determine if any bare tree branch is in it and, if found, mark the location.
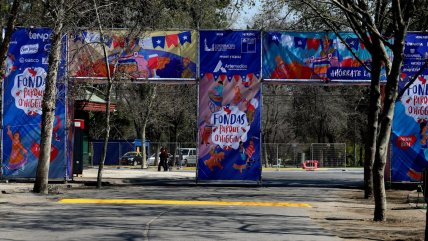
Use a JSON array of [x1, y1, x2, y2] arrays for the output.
[[301, 0, 371, 71]]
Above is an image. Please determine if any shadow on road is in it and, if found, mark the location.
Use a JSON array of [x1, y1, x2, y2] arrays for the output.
[[77, 170, 364, 190]]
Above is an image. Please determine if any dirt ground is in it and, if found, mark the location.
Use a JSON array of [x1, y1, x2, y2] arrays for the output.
[[310, 189, 426, 241]]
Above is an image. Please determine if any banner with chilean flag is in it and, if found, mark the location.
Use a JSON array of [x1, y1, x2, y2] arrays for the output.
[[197, 30, 262, 182], [2, 27, 68, 179], [263, 32, 381, 82], [68, 30, 196, 80]]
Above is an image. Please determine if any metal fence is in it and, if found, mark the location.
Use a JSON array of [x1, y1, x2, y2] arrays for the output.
[[262, 143, 311, 168], [262, 143, 346, 168], [90, 141, 196, 166], [311, 143, 347, 168], [89, 141, 346, 168]]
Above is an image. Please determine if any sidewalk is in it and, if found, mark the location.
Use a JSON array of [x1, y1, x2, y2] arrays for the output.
[[310, 189, 426, 240], [78, 166, 196, 179], [0, 181, 34, 193]]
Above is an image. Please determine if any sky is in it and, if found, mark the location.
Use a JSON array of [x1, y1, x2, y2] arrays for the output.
[[231, 1, 262, 29]]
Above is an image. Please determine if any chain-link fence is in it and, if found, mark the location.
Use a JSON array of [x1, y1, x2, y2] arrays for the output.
[[90, 141, 197, 167], [90, 140, 347, 168], [310, 143, 347, 168], [262, 143, 346, 168], [262, 143, 311, 168]]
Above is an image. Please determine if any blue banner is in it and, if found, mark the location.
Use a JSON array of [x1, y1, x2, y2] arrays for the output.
[[391, 33, 428, 182], [198, 31, 262, 182], [2, 27, 68, 179], [200, 30, 261, 80], [400, 33, 428, 89], [263, 32, 387, 82]]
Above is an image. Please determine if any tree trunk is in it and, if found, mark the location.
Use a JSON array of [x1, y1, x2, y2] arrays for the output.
[[33, 0, 64, 194], [93, 0, 112, 189], [373, 36, 405, 221], [264, 143, 269, 168], [373, 99, 394, 221], [97, 82, 112, 188], [426, 207, 428, 240], [364, 60, 382, 198], [141, 125, 147, 168], [133, 119, 141, 137], [140, 85, 157, 169]]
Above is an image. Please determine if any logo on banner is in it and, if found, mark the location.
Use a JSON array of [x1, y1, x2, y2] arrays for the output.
[[241, 38, 256, 53], [20, 44, 39, 55], [211, 106, 249, 149], [396, 135, 417, 150], [204, 38, 236, 52], [42, 57, 49, 65], [12, 67, 47, 116], [401, 75, 428, 121], [212, 60, 248, 73], [28, 31, 52, 42], [19, 57, 39, 63], [214, 60, 227, 73]]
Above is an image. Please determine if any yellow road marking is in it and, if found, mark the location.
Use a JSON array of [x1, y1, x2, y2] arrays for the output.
[[58, 198, 311, 208]]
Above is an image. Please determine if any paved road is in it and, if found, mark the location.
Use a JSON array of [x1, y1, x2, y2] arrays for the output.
[[0, 168, 363, 241], [81, 167, 363, 188]]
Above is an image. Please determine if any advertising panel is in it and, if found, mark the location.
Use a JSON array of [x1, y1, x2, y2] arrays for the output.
[[391, 33, 428, 182], [68, 30, 197, 80], [263, 32, 384, 82], [2, 27, 67, 179], [198, 30, 262, 181]]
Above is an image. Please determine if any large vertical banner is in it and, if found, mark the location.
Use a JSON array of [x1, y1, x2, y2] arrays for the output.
[[68, 30, 197, 80], [2, 28, 67, 179], [198, 31, 262, 181], [263, 32, 383, 82], [391, 33, 428, 182]]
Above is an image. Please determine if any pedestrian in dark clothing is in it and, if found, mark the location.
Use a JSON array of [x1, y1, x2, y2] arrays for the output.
[[159, 147, 169, 171]]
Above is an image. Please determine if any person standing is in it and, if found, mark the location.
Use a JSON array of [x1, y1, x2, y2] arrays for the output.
[[163, 148, 170, 171], [159, 147, 169, 172]]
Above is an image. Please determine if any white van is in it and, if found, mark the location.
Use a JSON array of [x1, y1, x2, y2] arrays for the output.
[[178, 148, 197, 166]]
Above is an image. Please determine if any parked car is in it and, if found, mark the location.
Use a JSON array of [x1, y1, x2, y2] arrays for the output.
[[120, 152, 142, 166], [147, 153, 156, 166], [177, 148, 197, 166]]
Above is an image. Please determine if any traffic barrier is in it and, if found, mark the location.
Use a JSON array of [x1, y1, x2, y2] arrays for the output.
[[302, 160, 318, 171]]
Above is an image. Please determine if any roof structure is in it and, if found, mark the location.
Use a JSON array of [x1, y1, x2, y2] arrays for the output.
[[75, 90, 116, 112]]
